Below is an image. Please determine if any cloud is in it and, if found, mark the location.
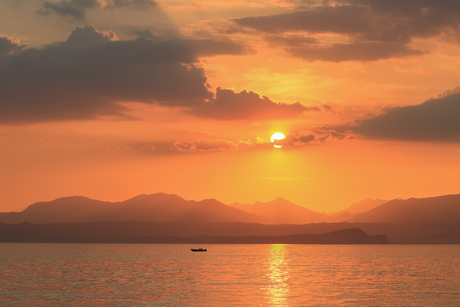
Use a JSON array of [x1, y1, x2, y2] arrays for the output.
[[185, 39, 254, 57], [38, 0, 156, 20], [0, 25, 212, 124], [170, 128, 354, 154], [66, 24, 118, 44], [0, 36, 24, 55], [350, 85, 460, 142], [172, 139, 255, 152], [265, 35, 318, 47], [275, 133, 315, 147], [134, 30, 253, 57], [38, 0, 99, 19], [287, 41, 426, 62], [234, 6, 371, 35], [237, 1, 460, 41], [233, 0, 460, 61], [190, 88, 318, 120], [312, 127, 352, 142], [110, 0, 156, 8], [171, 131, 330, 154]]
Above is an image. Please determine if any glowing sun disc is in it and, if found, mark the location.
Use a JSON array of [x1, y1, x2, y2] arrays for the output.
[[271, 132, 285, 148]]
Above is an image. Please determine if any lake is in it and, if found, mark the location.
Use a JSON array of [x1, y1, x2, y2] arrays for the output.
[[1, 243, 460, 306]]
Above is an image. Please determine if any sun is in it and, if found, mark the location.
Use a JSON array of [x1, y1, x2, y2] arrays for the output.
[[270, 132, 285, 148]]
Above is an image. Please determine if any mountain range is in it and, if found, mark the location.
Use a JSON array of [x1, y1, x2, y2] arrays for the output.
[[1, 193, 460, 243], [1, 193, 460, 225], [0, 193, 266, 224], [228, 198, 330, 224]]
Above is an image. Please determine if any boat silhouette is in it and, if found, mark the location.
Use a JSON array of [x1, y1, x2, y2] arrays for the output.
[[191, 248, 207, 252]]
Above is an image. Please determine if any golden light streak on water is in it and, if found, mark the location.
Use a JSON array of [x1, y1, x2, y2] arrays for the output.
[[265, 244, 290, 306]]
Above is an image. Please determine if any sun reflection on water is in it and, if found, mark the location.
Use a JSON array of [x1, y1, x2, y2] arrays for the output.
[[265, 244, 290, 306]]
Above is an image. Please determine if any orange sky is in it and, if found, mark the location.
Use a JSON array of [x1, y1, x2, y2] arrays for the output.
[[1, 0, 460, 212]]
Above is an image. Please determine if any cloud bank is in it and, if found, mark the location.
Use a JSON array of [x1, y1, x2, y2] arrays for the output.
[[351, 86, 460, 142], [0, 26, 211, 123], [233, 0, 460, 61], [0, 26, 323, 124]]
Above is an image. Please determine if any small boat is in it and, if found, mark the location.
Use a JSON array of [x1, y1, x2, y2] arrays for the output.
[[191, 248, 207, 252]]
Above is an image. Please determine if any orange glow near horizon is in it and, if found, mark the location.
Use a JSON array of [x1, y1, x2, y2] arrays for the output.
[[1, 0, 460, 214]]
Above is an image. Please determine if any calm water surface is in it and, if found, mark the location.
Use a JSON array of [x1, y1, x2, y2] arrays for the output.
[[1, 244, 460, 306]]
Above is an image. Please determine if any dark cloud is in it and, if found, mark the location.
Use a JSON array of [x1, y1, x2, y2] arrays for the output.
[[134, 30, 253, 57], [37, 0, 156, 20], [343, 0, 460, 15], [38, 0, 98, 19], [0, 25, 212, 123], [265, 35, 318, 47], [66, 24, 116, 44], [287, 41, 426, 62], [190, 88, 317, 120], [234, 6, 371, 35], [0, 36, 25, 55], [111, 0, 156, 8], [237, 1, 460, 41], [233, 0, 460, 61], [351, 86, 460, 142], [186, 39, 254, 57]]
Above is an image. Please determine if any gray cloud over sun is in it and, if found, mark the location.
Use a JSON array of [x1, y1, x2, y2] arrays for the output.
[[0, 26, 316, 124], [233, 0, 460, 61]]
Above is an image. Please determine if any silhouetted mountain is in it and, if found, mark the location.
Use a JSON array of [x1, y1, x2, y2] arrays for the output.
[[229, 197, 329, 224], [335, 198, 388, 215], [327, 198, 389, 222], [348, 194, 460, 224], [0, 196, 113, 224], [2, 192, 460, 240], [0, 193, 267, 224]]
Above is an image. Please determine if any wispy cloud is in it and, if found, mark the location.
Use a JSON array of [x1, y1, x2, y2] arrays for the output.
[[232, 0, 460, 62]]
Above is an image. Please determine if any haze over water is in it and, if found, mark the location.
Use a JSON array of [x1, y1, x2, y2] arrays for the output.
[[1, 244, 460, 306]]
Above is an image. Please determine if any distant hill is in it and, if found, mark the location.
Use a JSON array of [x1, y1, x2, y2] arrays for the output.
[[336, 198, 388, 215], [0, 196, 113, 224], [0, 223, 387, 244], [2, 192, 460, 229], [328, 198, 389, 222], [0, 193, 267, 224], [229, 197, 330, 224], [347, 194, 460, 224]]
